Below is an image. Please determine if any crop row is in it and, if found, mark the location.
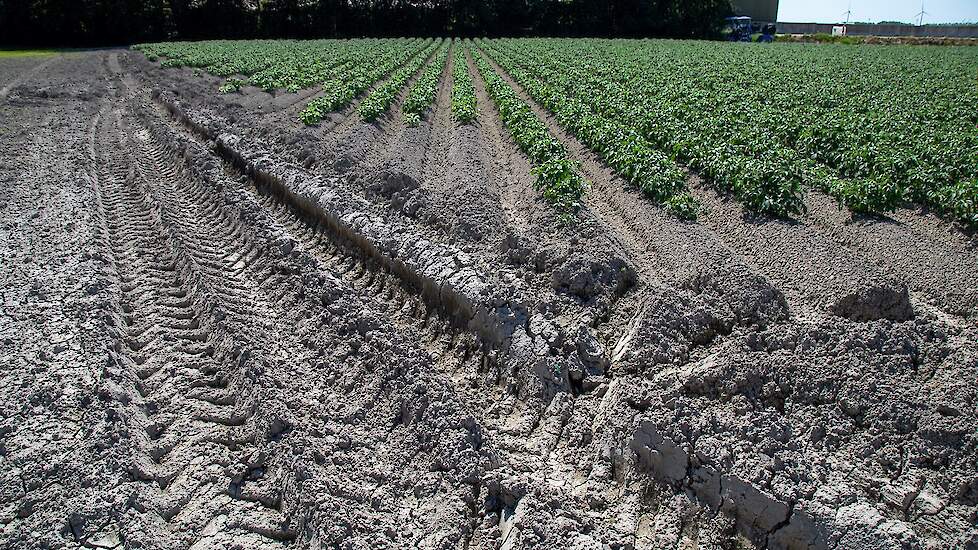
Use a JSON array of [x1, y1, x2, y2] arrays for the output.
[[487, 38, 976, 225], [402, 40, 452, 124], [471, 49, 586, 211], [245, 42, 364, 92], [747, 47, 978, 222], [300, 39, 431, 125], [358, 39, 443, 122], [451, 42, 477, 125], [488, 39, 808, 217], [135, 39, 291, 74], [135, 39, 393, 94], [137, 38, 976, 226], [477, 40, 697, 218]]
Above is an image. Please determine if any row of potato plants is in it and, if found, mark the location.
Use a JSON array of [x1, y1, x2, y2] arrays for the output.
[[402, 40, 452, 124], [478, 40, 697, 219], [137, 38, 976, 226], [451, 41, 477, 125], [619, 39, 974, 217], [744, 44, 978, 224], [595, 39, 899, 215], [493, 38, 976, 225], [135, 39, 293, 74], [245, 41, 371, 92], [359, 39, 443, 122], [136, 39, 372, 93], [654, 39, 975, 223], [471, 48, 586, 211], [491, 38, 808, 217], [300, 39, 430, 125]]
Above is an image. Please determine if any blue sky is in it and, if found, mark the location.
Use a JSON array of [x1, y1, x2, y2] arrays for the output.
[[778, 0, 978, 24]]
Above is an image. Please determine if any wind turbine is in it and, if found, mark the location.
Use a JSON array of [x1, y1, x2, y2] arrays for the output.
[[842, 0, 853, 24], [915, 0, 929, 26]]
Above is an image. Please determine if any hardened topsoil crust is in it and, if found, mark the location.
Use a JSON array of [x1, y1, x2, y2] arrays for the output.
[[0, 49, 975, 550]]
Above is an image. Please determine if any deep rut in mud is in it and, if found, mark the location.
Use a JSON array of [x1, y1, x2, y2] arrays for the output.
[[90, 105, 297, 547], [84, 63, 505, 546]]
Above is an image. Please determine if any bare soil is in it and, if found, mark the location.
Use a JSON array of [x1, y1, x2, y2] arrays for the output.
[[0, 48, 975, 550]]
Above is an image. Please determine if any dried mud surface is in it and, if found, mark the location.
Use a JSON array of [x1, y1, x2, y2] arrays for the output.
[[0, 48, 975, 550]]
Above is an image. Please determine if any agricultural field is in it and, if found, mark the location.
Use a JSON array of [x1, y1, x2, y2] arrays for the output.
[[1, 38, 977, 550], [134, 37, 978, 224]]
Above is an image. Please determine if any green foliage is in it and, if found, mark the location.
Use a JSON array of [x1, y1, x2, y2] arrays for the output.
[[300, 39, 433, 125], [824, 176, 905, 214], [137, 36, 978, 228], [0, 49, 58, 58], [135, 39, 435, 125], [479, 39, 696, 219], [532, 158, 588, 210], [473, 49, 586, 212], [932, 179, 978, 227], [403, 41, 451, 121], [299, 102, 326, 125], [808, 33, 863, 45], [482, 38, 977, 225], [218, 77, 245, 94], [137, 38, 370, 91], [404, 112, 422, 127], [359, 39, 442, 122], [451, 42, 477, 125], [664, 193, 700, 220]]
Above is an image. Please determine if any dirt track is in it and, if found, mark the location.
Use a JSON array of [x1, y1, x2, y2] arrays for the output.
[[0, 49, 976, 550]]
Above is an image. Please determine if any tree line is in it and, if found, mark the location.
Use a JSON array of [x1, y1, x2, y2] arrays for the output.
[[0, 0, 733, 48]]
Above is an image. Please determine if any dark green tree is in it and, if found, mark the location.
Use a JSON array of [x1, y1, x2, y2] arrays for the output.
[[0, 0, 733, 47]]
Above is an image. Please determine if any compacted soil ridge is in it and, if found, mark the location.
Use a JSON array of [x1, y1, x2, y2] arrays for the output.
[[158, 90, 525, 349]]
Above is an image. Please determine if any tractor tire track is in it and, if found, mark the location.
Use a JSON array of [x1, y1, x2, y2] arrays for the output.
[[90, 105, 296, 548], [93, 57, 506, 544], [138, 70, 593, 542]]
